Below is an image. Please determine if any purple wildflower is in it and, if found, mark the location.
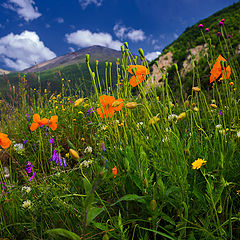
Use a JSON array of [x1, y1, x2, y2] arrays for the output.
[[29, 172, 36, 181], [216, 32, 222, 37], [62, 158, 67, 168], [219, 21, 223, 26], [25, 162, 33, 174], [0, 182, 6, 190], [227, 34, 232, 38], [205, 28, 209, 32], [198, 24, 203, 29], [219, 110, 222, 115], [87, 107, 95, 115], [50, 150, 56, 161], [23, 140, 28, 144], [104, 160, 107, 169], [102, 142, 105, 152], [49, 138, 54, 146]]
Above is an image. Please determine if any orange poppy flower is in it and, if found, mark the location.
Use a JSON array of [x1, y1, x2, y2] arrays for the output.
[[128, 65, 149, 87], [30, 114, 58, 131], [210, 55, 231, 83], [112, 166, 117, 178], [97, 95, 124, 119], [0, 133, 11, 149]]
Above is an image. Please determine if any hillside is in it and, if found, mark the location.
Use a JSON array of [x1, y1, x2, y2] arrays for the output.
[[149, 1, 240, 93], [0, 46, 123, 99], [22, 45, 122, 73]]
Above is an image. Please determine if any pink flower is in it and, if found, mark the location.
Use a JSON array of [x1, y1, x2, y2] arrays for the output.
[[205, 28, 209, 32], [198, 24, 203, 29]]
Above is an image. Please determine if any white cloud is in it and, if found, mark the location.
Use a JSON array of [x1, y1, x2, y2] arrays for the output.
[[65, 30, 122, 50], [78, 0, 103, 9], [173, 33, 179, 39], [2, 0, 41, 21], [113, 23, 146, 42], [0, 31, 56, 70], [56, 17, 64, 24], [69, 47, 75, 52], [145, 51, 161, 61]]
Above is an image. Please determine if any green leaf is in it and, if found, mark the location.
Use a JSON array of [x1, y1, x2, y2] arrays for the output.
[[83, 178, 92, 195], [86, 207, 104, 226], [111, 194, 145, 206], [138, 226, 177, 240], [46, 228, 81, 240]]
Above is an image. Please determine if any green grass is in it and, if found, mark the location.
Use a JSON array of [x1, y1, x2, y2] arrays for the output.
[[0, 22, 240, 240]]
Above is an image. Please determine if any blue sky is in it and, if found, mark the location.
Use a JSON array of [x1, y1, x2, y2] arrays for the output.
[[0, 0, 235, 71]]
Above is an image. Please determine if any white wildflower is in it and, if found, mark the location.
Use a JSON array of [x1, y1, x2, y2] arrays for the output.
[[136, 122, 144, 129], [3, 167, 10, 178], [168, 114, 178, 122], [22, 200, 31, 208], [14, 143, 24, 152], [22, 186, 31, 194], [237, 131, 240, 138], [84, 146, 92, 153], [218, 130, 226, 135], [216, 124, 222, 129]]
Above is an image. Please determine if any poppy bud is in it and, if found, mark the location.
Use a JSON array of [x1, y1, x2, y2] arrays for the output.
[[192, 87, 201, 92], [210, 104, 217, 109], [124, 42, 129, 49], [96, 60, 99, 66], [86, 54, 89, 63], [125, 102, 138, 109], [184, 100, 190, 108], [164, 106, 168, 114], [105, 62, 108, 67], [112, 166, 117, 178], [102, 233, 109, 240], [112, 101, 122, 107], [121, 45, 125, 53], [69, 149, 79, 160], [74, 98, 84, 107], [109, 62, 112, 67], [149, 116, 160, 126], [150, 199, 157, 211], [177, 112, 186, 120], [174, 63, 178, 71], [138, 48, 145, 58]]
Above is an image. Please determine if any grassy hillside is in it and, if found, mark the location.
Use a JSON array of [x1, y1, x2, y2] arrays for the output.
[[149, 1, 240, 94]]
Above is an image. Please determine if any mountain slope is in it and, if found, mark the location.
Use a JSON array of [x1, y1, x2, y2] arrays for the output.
[[149, 1, 240, 92], [22, 45, 122, 73]]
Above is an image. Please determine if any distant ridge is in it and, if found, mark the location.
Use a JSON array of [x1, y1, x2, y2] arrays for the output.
[[0, 68, 10, 75], [22, 45, 122, 73]]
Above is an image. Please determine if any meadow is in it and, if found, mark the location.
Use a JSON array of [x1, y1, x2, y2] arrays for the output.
[[0, 20, 240, 240]]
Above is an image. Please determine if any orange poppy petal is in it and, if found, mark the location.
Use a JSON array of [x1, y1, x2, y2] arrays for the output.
[[0, 133, 8, 138], [0, 137, 11, 149], [50, 123, 57, 131], [128, 65, 149, 75], [39, 118, 49, 125], [129, 74, 145, 87], [97, 107, 104, 119], [33, 113, 40, 123], [226, 66, 231, 78], [114, 98, 124, 111], [50, 115, 58, 123], [30, 122, 40, 131], [99, 95, 115, 106]]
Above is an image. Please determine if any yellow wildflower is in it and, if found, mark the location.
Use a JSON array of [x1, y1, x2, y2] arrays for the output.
[[74, 98, 84, 107], [192, 158, 207, 170]]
